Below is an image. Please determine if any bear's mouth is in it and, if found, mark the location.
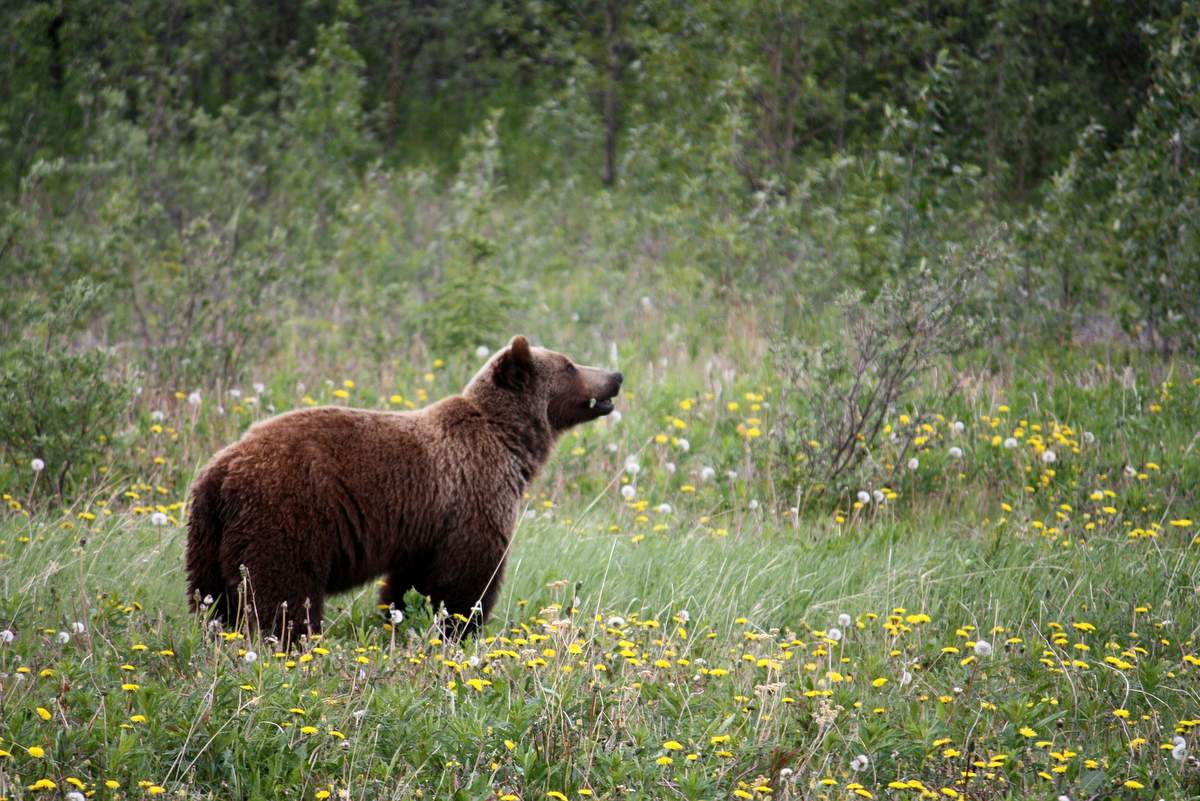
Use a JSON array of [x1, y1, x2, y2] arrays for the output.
[[588, 397, 615, 415]]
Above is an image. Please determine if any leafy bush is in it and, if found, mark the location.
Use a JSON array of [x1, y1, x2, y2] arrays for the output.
[[0, 280, 129, 499], [770, 233, 1002, 504]]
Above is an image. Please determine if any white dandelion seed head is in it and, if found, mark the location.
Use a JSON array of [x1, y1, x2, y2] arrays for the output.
[[838, 613, 853, 628], [187, 390, 202, 406], [1083, 431, 1095, 444], [1172, 740, 1188, 761], [678, 610, 690, 623], [67, 793, 86, 801], [56, 631, 70, 644], [700, 466, 716, 481], [665, 462, 676, 473], [524, 509, 537, 519], [0, 629, 14, 643], [748, 499, 759, 510], [827, 627, 843, 642], [779, 767, 793, 778], [244, 650, 257, 663], [899, 669, 913, 685], [609, 409, 622, 424], [468, 654, 481, 667], [475, 345, 491, 359], [872, 490, 885, 504], [1003, 437, 1018, 449], [850, 754, 870, 772], [253, 382, 266, 395], [953, 420, 965, 433], [856, 491, 871, 504], [725, 470, 739, 480], [907, 457, 919, 470], [640, 296, 653, 310], [973, 639, 993, 657], [953, 685, 963, 694], [1041, 449, 1057, 464], [150, 409, 166, 421], [1124, 464, 1137, 476], [624, 458, 640, 475], [150, 512, 169, 526], [389, 609, 404, 625], [229, 388, 243, 399], [202, 595, 214, 606], [949, 446, 963, 459], [1057, 796, 1072, 801], [71, 621, 85, 634], [620, 484, 637, 500], [606, 442, 619, 453], [678, 438, 690, 452], [31, 458, 45, 472], [608, 616, 626, 628], [657, 503, 673, 515]]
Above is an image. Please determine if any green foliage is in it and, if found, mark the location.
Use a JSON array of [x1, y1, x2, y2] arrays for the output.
[[0, 280, 128, 499], [1106, 8, 1200, 352], [771, 235, 1000, 502]]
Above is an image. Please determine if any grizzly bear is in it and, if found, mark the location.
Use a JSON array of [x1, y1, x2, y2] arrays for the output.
[[185, 336, 622, 643]]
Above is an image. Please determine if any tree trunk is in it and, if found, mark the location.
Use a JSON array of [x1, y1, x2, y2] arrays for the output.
[[601, 0, 622, 187]]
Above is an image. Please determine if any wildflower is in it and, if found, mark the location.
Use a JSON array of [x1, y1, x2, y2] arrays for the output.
[[31, 458, 46, 472], [899, 669, 912, 685], [1172, 736, 1187, 761], [624, 458, 640, 475], [678, 438, 690, 451], [948, 446, 963, 459], [973, 640, 993, 657], [150, 410, 166, 421], [657, 503, 672, 514], [748, 499, 759, 510], [187, 391, 202, 406], [663, 740, 684, 750], [953, 421, 965, 433], [244, 650, 257, 663], [68, 793, 86, 801], [827, 628, 843, 642], [71, 621, 85, 634], [608, 616, 626, 628], [56, 631, 70, 644], [390, 609, 405, 625], [907, 458, 919, 470], [1003, 437, 1018, 449], [28, 745, 45, 758], [665, 462, 676, 473], [850, 754, 870, 771], [1, 629, 15, 643], [700, 466, 716, 481], [857, 491, 871, 504], [1042, 449, 1057, 464], [150, 511, 169, 526], [872, 490, 885, 504], [838, 613, 853, 627], [620, 485, 636, 500]]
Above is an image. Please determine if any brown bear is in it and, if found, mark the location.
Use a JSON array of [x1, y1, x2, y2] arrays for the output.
[[185, 336, 622, 643]]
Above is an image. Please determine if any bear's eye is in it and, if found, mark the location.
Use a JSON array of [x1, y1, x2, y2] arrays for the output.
[[565, 362, 577, 375]]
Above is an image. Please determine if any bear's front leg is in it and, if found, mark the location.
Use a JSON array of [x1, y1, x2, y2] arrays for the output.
[[425, 546, 507, 640]]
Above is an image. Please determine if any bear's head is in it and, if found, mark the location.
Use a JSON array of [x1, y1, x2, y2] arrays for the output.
[[465, 335, 623, 433]]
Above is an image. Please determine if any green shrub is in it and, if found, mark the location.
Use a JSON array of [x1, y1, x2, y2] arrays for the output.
[[0, 280, 129, 499]]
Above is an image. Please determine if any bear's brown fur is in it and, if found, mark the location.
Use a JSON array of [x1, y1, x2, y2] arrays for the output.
[[185, 336, 622, 643]]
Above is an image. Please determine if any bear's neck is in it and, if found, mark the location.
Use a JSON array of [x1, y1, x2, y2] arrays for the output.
[[460, 391, 557, 489]]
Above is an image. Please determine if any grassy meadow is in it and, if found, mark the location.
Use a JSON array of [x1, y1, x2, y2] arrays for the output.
[[2, 345, 1199, 800], [3, 3, 1200, 799]]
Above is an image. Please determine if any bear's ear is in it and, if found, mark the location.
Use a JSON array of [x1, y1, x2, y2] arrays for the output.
[[494, 335, 534, 391]]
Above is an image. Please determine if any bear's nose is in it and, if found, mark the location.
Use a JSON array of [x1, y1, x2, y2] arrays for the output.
[[613, 372, 624, 386]]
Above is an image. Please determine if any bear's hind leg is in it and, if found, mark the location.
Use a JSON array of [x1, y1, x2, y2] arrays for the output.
[[231, 557, 325, 646]]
